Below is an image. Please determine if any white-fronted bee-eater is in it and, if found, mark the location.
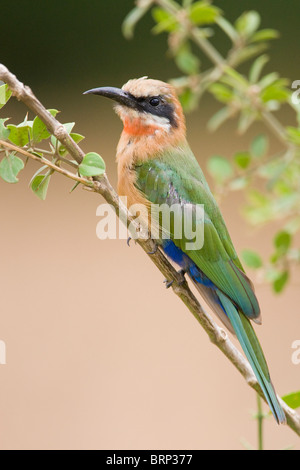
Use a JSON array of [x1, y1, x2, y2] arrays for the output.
[[84, 77, 286, 424]]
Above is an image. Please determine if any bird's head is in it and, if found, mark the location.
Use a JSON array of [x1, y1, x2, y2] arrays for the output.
[[84, 77, 186, 139]]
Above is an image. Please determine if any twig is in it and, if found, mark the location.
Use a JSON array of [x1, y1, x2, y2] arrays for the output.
[[1, 63, 299, 436], [0, 140, 90, 186]]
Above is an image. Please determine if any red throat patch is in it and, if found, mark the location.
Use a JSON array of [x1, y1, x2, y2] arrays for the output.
[[123, 117, 160, 136]]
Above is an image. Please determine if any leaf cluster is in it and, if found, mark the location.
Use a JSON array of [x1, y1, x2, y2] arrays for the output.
[[0, 84, 105, 200]]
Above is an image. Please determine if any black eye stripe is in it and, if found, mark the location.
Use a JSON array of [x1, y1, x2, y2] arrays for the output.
[[135, 95, 161, 104], [129, 94, 178, 128]]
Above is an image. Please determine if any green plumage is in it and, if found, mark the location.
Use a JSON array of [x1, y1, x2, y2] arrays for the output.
[[134, 141, 286, 424], [135, 142, 259, 319]]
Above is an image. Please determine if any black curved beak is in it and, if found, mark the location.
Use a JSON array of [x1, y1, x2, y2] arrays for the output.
[[83, 86, 138, 109]]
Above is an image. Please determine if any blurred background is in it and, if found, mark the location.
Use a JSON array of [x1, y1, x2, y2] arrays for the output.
[[0, 0, 299, 450]]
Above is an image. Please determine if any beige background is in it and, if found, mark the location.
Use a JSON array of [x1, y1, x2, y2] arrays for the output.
[[0, 97, 299, 449]]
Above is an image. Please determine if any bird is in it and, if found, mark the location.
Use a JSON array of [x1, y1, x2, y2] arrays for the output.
[[84, 77, 286, 424]]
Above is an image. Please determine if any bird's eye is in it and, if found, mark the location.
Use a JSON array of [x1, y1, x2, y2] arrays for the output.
[[149, 97, 160, 107]]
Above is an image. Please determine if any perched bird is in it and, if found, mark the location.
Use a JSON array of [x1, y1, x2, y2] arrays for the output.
[[84, 77, 286, 424]]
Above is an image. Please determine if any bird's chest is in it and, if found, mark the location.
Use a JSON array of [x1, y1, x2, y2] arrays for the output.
[[116, 135, 150, 210]]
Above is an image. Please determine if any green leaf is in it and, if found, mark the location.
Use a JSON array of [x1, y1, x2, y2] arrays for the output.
[[238, 109, 255, 134], [207, 155, 233, 183], [207, 106, 232, 131], [216, 16, 238, 42], [0, 118, 10, 140], [273, 270, 289, 293], [261, 87, 290, 103], [234, 43, 268, 67], [56, 133, 85, 158], [282, 391, 300, 409], [265, 266, 281, 283], [257, 159, 286, 183], [189, 2, 221, 25], [235, 11, 261, 38], [79, 152, 105, 177], [32, 118, 50, 143], [261, 80, 290, 103], [0, 153, 24, 183], [29, 164, 49, 182], [30, 174, 51, 200], [286, 126, 300, 146], [70, 181, 80, 193], [249, 54, 269, 83], [32, 109, 58, 143], [7, 123, 31, 147], [151, 7, 178, 34], [241, 249, 263, 269], [209, 83, 233, 103], [274, 230, 291, 254], [222, 67, 249, 90], [0, 84, 12, 109], [62, 122, 75, 134], [248, 188, 269, 206], [284, 217, 300, 235], [234, 151, 251, 169], [178, 88, 199, 112], [251, 29, 279, 43], [228, 176, 248, 191], [122, 3, 152, 39], [275, 193, 299, 213], [70, 132, 85, 144], [257, 72, 279, 90], [250, 134, 268, 158], [244, 206, 271, 225], [174, 43, 200, 75], [50, 122, 76, 150], [270, 230, 292, 263]]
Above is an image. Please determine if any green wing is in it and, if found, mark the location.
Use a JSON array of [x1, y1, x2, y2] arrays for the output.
[[134, 143, 260, 320], [134, 143, 287, 425]]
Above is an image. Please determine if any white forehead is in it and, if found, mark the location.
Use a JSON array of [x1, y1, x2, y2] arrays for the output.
[[122, 77, 174, 98]]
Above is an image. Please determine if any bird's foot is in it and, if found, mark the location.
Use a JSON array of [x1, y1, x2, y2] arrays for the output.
[[127, 237, 158, 255], [127, 236, 139, 247], [147, 243, 158, 255], [164, 269, 186, 289]]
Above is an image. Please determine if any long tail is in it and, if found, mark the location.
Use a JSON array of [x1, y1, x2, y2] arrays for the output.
[[189, 272, 286, 424], [216, 290, 286, 424]]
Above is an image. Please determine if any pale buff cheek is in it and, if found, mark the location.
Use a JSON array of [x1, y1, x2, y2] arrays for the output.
[[115, 105, 139, 122]]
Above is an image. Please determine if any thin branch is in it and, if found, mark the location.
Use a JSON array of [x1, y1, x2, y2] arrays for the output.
[[0, 65, 85, 165], [1, 63, 299, 436], [260, 109, 290, 146], [0, 140, 90, 186]]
